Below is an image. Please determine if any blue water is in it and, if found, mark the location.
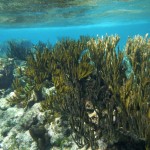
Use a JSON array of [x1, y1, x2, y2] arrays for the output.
[[0, 0, 150, 51], [1, 23, 150, 49]]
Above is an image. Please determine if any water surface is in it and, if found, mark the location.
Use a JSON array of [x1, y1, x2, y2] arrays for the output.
[[0, 0, 150, 28], [0, 0, 150, 49]]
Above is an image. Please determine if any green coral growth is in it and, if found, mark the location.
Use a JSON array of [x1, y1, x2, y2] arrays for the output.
[[7, 35, 150, 149]]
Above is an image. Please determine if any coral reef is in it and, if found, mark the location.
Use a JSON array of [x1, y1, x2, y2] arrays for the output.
[[7, 35, 150, 150], [8, 48, 53, 108], [34, 40, 52, 53], [0, 92, 77, 150], [6, 40, 33, 60], [0, 58, 14, 90]]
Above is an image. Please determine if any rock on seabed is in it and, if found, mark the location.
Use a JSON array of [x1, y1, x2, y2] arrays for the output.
[[0, 89, 106, 150]]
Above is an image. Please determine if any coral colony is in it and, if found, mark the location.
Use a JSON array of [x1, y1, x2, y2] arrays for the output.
[[5, 34, 150, 149]]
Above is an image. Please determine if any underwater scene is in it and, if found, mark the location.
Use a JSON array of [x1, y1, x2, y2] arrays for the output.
[[0, 0, 150, 150]]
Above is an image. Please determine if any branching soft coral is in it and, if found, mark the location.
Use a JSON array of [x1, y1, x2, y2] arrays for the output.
[[8, 35, 150, 149]]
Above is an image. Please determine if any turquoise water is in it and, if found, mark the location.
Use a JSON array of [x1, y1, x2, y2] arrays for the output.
[[0, 0, 150, 49], [0, 1, 150, 149]]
